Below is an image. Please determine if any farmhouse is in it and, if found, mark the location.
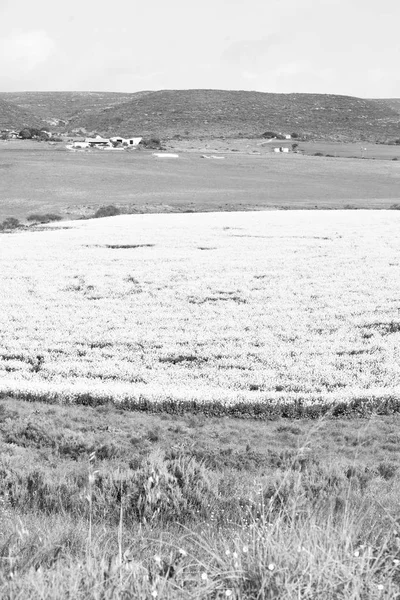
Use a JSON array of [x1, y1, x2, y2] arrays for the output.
[[85, 136, 110, 147], [110, 136, 142, 147]]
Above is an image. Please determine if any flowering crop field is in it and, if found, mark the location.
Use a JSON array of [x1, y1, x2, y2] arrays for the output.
[[1, 210, 400, 417]]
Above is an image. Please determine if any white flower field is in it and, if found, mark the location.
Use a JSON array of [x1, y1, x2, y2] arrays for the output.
[[1, 210, 400, 415]]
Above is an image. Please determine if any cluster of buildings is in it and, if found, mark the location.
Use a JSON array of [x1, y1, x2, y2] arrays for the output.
[[67, 135, 142, 150]]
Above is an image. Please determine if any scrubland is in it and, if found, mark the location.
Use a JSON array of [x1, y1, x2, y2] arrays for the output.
[[2, 398, 400, 598], [2, 210, 400, 597]]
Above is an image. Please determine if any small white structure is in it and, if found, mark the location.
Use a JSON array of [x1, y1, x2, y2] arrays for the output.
[[110, 136, 142, 147], [284, 134, 292, 140], [273, 147, 290, 153], [85, 136, 110, 147], [152, 153, 179, 158]]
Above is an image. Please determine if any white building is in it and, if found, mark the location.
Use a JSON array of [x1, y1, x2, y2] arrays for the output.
[[110, 136, 142, 147]]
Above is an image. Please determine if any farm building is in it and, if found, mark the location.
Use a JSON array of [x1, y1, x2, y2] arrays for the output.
[[109, 136, 142, 147], [85, 136, 110, 147]]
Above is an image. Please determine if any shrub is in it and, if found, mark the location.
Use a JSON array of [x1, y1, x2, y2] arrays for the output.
[[0, 217, 20, 230], [314, 152, 324, 157], [139, 137, 164, 150], [261, 131, 278, 139], [93, 205, 121, 218], [27, 213, 63, 223]]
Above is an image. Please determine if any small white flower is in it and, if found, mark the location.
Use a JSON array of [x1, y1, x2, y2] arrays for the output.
[[201, 572, 208, 581], [377, 584, 384, 591], [225, 549, 231, 556], [232, 552, 238, 559], [242, 545, 249, 553], [354, 550, 360, 557], [179, 548, 187, 557], [393, 559, 400, 566], [225, 590, 233, 597], [268, 563, 275, 571], [151, 591, 158, 598]]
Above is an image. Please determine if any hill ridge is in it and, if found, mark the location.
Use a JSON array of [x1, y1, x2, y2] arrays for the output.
[[1, 89, 400, 141]]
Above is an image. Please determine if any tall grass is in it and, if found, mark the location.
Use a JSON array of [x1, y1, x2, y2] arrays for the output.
[[1, 411, 400, 598]]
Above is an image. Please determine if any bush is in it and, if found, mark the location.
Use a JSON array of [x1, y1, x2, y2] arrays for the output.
[[0, 217, 20, 230], [314, 152, 324, 157], [261, 131, 278, 139], [93, 205, 121, 219], [139, 137, 164, 150], [27, 213, 63, 224]]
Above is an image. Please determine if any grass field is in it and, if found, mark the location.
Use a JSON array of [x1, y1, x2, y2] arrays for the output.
[[1, 142, 400, 222], [1, 210, 400, 417], [2, 209, 400, 597], [2, 398, 400, 597]]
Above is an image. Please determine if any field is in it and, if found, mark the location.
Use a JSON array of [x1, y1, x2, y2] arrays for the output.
[[1, 209, 400, 415], [1, 142, 400, 223], [2, 209, 400, 597]]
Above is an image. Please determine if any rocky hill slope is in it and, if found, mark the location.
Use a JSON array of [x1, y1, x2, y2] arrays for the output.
[[1, 90, 400, 141], [0, 97, 45, 130]]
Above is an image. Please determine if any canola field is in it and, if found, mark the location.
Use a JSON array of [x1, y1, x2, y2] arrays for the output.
[[1, 210, 400, 415]]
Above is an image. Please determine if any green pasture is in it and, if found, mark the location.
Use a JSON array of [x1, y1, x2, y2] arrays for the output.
[[1, 143, 400, 222]]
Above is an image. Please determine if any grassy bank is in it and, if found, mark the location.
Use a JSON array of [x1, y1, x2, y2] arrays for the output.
[[1, 397, 400, 597]]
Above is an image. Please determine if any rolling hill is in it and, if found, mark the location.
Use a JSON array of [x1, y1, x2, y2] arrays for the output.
[[0, 91, 152, 128], [0, 97, 46, 130], [1, 90, 400, 141], [65, 90, 400, 141]]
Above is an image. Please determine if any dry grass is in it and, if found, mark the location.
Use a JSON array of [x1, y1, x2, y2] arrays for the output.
[[1, 398, 400, 597]]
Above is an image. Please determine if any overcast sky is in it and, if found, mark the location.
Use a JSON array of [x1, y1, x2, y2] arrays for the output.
[[0, 0, 398, 97]]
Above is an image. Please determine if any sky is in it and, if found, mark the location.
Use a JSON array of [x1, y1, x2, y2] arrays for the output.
[[0, 0, 399, 97]]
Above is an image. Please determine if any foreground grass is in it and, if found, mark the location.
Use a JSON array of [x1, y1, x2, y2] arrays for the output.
[[2, 398, 400, 597]]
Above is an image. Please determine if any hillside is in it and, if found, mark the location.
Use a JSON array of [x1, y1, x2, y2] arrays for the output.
[[373, 98, 400, 116], [0, 91, 151, 128], [65, 90, 400, 141], [0, 97, 45, 130], [2, 90, 400, 140]]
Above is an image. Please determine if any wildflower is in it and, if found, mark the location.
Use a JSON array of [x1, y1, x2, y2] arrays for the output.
[[201, 572, 208, 581], [225, 591, 233, 597], [354, 550, 360, 557], [393, 559, 400, 566], [225, 549, 231, 556], [242, 545, 249, 553], [151, 591, 158, 598], [232, 552, 238, 559], [268, 563, 275, 571], [377, 584, 384, 591], [179, 548, 187, 557]]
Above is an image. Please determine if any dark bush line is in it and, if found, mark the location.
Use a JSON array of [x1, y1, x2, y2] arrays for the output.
[[3, 390, 400, 420], [27, 213, 62, 224]]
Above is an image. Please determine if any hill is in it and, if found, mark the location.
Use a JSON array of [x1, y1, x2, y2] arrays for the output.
[[65, 89, 400, 141], [0, 97, 46, 130], [2, 90, 400, 141], [0, 91, 151, 128]]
